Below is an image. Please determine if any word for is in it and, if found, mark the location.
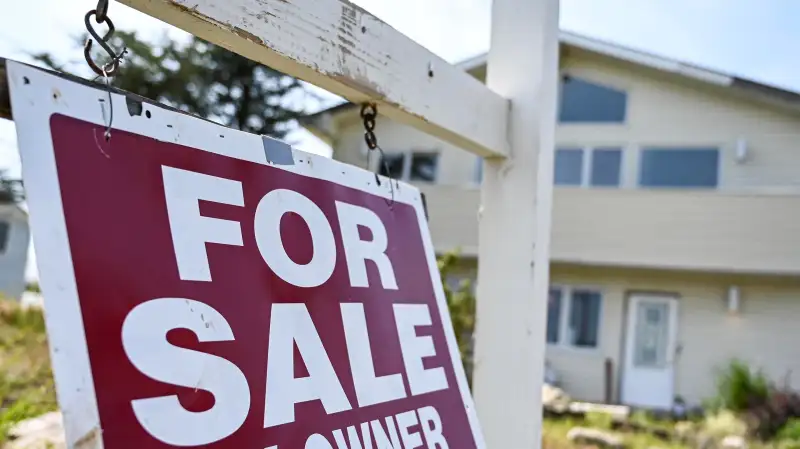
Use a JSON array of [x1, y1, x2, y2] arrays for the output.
[[162, 166, 400, 289]]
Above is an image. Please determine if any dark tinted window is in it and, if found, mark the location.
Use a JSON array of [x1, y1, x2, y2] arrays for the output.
[[569, 290, 601, 348], [547, 289, 562, 344], [409, 153, 438, 182], [639, 148, 719, 188], [0, 222, 7, 253], [590, 148, 622, 186], [559, 76, 627, 123], [378, 153, 405, 178], [555, 148, 583, 185]]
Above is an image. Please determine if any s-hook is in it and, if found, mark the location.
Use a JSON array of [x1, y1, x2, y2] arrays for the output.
[[83, 0, 127, 77]]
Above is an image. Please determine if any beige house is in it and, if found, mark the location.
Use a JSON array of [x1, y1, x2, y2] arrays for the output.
[[303, 31, 800, 410], [0, 203, 29, 301]]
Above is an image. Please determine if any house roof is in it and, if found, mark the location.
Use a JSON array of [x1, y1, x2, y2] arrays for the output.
[[302, 30, 800, 127]]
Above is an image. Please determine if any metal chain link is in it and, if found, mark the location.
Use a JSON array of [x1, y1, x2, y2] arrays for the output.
[[360, 103, 378, 150], [95, 0, 109, 23], [84, 0, 127, 77], [360, 103, 395, 206]]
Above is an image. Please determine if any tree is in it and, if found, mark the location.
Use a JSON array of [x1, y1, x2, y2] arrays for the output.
[[34, 31, 308, 138], [437, 250, 476, 387]]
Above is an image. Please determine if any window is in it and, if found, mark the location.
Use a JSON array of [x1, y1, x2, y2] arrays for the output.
[[409, 153, 438, 182], [568, 290, 602, 348], [474, 156, 483, 184], [555, 147, 623, 187], [0, 222, 8, 254], [379, 153, 405, 179], [554, 148, 583, 186], [639, 147, 719, 188], [547, 286, 602, 349], [590, 148, 623, 187], [558, 75, 627, 123], [378, 151, 439, 182], [547, 289, 562, 343]]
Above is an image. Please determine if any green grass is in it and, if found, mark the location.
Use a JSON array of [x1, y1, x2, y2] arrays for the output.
[[0, 299, 57, 444]]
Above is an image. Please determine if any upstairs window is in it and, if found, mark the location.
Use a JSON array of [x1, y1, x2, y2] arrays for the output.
[[558, 75, 627, 123], [639, 147, 719, 188], [555, 147, 623, 187], [0, 222, 8, 254], [554, 148, 584, 186], [379, 151, 439, 182]]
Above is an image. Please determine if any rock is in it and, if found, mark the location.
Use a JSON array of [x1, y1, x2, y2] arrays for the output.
[[542, 383, 571, 413], [674, 421, 697, 443], [704, 410, 747, 438], [695, 432, 718, 449], [651, 427, 672, 441], [720, 435, 747, 449], [6, 411, 66, 449], [566, 426, 624, 449]]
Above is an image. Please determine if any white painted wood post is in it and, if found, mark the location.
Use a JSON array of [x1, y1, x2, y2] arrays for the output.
[[472, 1, 560, 449]]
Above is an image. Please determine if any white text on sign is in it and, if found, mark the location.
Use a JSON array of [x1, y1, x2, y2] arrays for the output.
[[119, 167, 451, 448]]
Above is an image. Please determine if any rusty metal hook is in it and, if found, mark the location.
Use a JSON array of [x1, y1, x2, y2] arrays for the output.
[[84, 9, 125, 77]]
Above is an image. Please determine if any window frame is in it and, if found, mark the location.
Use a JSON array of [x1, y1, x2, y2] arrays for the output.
[[557, 74, 629, 124], [637, 146, 721, 189], [547, 284, 604, 351], [0, 221, 9, 254], [554, 146, 624, 188], [378, 150, 440, 183]]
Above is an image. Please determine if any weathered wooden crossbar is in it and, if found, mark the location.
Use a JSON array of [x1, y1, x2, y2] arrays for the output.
[[117, 0, 510, 158]]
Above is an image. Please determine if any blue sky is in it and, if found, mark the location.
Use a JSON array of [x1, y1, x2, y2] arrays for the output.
[[1, 0, 799, 280]]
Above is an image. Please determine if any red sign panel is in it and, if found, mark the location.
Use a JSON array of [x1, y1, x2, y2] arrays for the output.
[[9, 63, 484, 449]]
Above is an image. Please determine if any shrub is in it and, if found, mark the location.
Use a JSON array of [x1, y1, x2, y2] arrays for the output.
[[707, 359, 800, 441], [778, 418, 800, 441], [713, 359, 770, 412], [437, 250, 476, 386], [747, 387, 800, 440]]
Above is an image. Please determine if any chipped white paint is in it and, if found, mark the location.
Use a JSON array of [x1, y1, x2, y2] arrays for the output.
[[472, 3, 559, 449], [117, 0, 510, 158]]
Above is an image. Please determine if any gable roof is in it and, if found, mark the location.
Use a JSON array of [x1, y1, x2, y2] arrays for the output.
[[303, 30, 800, 130]]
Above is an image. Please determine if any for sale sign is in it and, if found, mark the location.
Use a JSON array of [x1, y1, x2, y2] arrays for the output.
[[8, 62, 485, 449]]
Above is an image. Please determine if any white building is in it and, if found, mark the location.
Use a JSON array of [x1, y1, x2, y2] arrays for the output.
[[0, 203, 29, 301]]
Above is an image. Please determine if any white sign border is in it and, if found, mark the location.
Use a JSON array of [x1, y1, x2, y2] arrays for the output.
[[7, 60, 485, 449]]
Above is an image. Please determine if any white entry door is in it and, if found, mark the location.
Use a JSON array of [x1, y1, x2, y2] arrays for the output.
[[621, 295, 679, 409]]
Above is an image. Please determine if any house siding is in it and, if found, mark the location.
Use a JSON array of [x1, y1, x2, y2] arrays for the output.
[[414, 184, 800, 276], [453, 261, 800, 406], [332, 51, 800, 192], [0, 211, 29, 301]]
